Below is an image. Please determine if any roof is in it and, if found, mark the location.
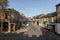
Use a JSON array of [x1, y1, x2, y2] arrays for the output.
[[18, 13, 28, 21], [56, 3, 60, 7], [34, 14, 45, 19], [47, 12, 56, 17], [41, 12, 56, 18], [0, 8, 19, 13]]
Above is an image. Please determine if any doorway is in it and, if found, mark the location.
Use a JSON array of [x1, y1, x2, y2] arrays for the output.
[[3, 22, 8, 31]]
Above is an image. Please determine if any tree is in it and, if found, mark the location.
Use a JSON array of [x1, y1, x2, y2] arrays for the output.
[[0, 0, 8, 9]]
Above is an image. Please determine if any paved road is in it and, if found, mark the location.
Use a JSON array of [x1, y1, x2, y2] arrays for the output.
[[24, 23, 42, 37], [0, 23, 60, 40]]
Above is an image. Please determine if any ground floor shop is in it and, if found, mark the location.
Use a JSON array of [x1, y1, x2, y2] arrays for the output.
[[0, 22, 15, 33]]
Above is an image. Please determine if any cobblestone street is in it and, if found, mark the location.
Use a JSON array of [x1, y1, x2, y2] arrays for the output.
[[0, 23, 60, 40]]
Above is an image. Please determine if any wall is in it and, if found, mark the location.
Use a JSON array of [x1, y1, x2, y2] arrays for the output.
[[55, 23, 60, 34]]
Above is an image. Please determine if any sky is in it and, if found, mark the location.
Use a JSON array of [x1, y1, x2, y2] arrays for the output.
[[8, 0, 60, 17]]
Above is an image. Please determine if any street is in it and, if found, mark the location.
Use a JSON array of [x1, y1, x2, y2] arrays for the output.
[[0, 23, 60, 40], [0, 0, 60, 40], [24, 23, 42, 37]]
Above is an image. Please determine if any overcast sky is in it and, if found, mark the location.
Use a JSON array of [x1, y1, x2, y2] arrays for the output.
[[9, 0, 60, 17]]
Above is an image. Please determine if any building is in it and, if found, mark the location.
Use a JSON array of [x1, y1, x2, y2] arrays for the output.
[[32, 3, 60, 34], [40, 12, 56, 32], [55, 3, 60, 34], [16, 13, 29, 30], [0, 8, 27, 33], [32, 14, 45, 26]]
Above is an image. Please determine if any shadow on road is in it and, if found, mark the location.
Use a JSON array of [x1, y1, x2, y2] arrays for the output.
[[0, 28, 58, 40]]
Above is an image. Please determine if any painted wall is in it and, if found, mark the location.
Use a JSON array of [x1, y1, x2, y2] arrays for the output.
[[55, 23, 60, 34]]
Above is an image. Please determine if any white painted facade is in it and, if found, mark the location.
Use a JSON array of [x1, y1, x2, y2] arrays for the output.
[[55, 23, 60, 34]]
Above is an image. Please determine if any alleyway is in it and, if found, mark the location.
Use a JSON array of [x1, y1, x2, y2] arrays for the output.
[[0, 23, 60, 40]]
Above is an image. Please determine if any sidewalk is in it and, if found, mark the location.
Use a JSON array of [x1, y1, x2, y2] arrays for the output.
[[42, 28, 60, 40]]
